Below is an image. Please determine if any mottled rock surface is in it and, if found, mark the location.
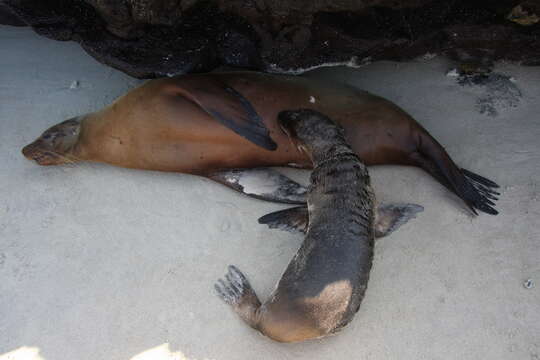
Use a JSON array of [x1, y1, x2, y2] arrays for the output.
[[3, 0, 540, 78]]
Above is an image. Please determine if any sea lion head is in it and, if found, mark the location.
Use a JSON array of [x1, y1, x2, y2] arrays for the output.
[[22, 117, 82, 165], [277, 109, 346, 157]]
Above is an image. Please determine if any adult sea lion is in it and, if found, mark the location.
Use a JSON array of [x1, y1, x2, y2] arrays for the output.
[[21, 71, 499, 214], [215, 109, 421, 343]]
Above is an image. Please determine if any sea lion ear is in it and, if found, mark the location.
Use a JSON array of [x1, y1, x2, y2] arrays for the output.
[[374, 203, 424, 238], [174, 78, 277, 151]]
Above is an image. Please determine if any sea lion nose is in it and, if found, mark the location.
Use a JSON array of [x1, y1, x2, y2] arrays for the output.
[[21, 140, 43, 161], [21, 143, 35, 159]]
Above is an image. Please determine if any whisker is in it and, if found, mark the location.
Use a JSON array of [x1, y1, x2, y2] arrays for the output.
[[42, 150, 79, 165]]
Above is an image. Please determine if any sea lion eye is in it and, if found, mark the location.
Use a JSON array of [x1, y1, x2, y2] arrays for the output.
[[43, 134, 51, 139]]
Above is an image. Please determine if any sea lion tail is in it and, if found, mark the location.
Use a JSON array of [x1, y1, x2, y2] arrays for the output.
[[414, 130, 499, 215]]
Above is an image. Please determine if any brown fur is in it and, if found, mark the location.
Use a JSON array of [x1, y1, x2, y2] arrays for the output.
[[22, 71, 499, 214]]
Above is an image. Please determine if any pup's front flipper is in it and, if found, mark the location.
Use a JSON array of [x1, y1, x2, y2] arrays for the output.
[[259, 203, 424, 238], [258, 205, 309, 233], [207, 168, 307, 204], [374, 203, 424, 237], [258, 206, 309, 234]]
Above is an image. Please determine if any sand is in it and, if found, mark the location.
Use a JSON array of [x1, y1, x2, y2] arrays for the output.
[[1, 26, 539, 360]]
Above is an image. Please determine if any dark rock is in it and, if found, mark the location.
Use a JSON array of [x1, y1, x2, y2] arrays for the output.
[[0, 3, 25, 26], [3, 0, 540, 78]]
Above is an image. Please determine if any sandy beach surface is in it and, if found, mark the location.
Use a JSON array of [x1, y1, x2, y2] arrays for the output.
[[1, 26, 539, 360]]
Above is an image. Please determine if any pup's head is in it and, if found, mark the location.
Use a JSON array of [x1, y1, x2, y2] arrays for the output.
[[277, 109, 346, 157]]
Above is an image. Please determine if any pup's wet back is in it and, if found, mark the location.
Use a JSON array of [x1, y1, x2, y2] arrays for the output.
[[215, 109, 376, 342]]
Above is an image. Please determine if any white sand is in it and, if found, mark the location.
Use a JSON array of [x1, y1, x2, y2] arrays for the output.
[[1, 26, 539, 360]]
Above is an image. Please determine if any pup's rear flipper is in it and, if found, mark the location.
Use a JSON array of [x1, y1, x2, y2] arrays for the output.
[[207, 168, 308, 204], [259, 203, 423, 238], [413, 130, 500, 215], [215, 265, 262, 329]]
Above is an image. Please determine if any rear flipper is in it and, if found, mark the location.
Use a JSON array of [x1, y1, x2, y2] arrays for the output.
[[259, 203, 423, 238], [215, 265, 262, 330], [460, 168, 500, 213], [412, 130, 500, 215], [207, 168, 307, 204], [215, 265, 323, 343]]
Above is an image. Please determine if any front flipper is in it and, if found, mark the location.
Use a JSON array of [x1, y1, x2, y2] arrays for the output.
[[259, 203, 424, 238], [207, 168, 308, 204], [174, 77, 277, 150], [374, 203, 424, 238], [258, 206, 309, 234]]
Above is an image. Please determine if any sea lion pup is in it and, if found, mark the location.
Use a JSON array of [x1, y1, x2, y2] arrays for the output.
[[215, 109, 421, 343], [21, 71, 499, 215]]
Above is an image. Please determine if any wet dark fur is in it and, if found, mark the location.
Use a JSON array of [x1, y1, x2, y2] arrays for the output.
[[215, 109, 375, 342]]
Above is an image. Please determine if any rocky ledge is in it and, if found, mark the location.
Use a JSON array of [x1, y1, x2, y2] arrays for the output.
[[2, 0, 540, 78]]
